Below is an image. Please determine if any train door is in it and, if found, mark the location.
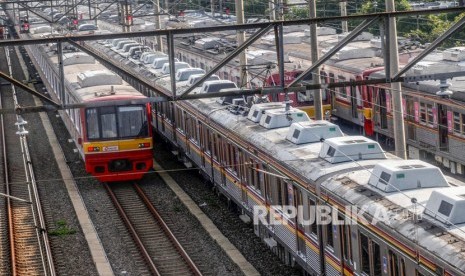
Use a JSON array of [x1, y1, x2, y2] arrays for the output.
[[199, 123, 206, 168], [295, 188, 306, 257], [350, 80, 358, 119], [216, 136, 227, 187], [238, 149, 248, 206], [379, 89, 388, 129], [184, 112, 191, 155], [437, 104, 449, 152]]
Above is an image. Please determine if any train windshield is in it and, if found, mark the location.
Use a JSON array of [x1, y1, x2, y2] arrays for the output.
[[86, 105, 148, 140]]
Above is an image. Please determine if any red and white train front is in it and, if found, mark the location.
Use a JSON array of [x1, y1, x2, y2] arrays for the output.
[[81, 102, 153, 182]]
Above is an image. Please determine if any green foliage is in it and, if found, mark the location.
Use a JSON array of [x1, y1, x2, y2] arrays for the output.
[[285, 6, 309, 20], [48, 220, 76, 236]]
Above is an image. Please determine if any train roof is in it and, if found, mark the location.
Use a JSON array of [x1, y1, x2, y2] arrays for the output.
[[36, 30, 144, 104], [186, 95, 465, 271]]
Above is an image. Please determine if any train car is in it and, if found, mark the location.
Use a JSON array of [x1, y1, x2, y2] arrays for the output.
[[151, 80, 465, 276], [365, 48, 465, 176], [18, 25, 153, 182], [264, 70, 333, 118], [70, 14, 465, 274]]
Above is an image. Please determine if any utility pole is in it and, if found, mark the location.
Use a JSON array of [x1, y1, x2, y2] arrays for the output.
[[386, 0, 407, 159], [309, 0, 323, 120], [211, 0, 215, 18], [340, 0, 348, 33], [236, 0, 248, 87], [269, 0, 275, 21], [154, 0, 163, 52]]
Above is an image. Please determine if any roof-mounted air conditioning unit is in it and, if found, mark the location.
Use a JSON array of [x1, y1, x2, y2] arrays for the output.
[[286, 121, 343, 144], [368, 160, 449, 193], [319, 136, 386, 164]]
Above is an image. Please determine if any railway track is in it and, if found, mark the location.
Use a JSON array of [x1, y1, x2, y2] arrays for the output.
[[105, 182, 202, 276], [0, 45, 55, 276]]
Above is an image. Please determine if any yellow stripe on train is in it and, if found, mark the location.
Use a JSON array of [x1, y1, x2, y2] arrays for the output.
[[83, 137, 152, 154]]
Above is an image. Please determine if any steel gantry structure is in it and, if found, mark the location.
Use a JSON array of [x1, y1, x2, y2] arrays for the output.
[[2, 1, 465, 160]]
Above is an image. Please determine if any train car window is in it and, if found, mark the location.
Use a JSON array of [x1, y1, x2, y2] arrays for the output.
[[204, 126, 211, 154], [420, 103, 426, 124], [341, 221, 352, 262], [249, 159, 261, 192], [212, 134, 219, 161], [453, 112, 461, 134], [373, 242, 382, 275], [86, 108, 99, 139], [232, 144, 238, 174], [400, 259, 406, 276], [388, 250, 399, 276], [276, 177, 283, 206], [337, 76, 347, 98], [118, 106, 147, 137], [263, 164, 272, 203], [100, 107, 117, 139], [459, 114, 465, 135], [308, 198, 318, 237], [426, 104, 434, 126], [360, 233, 370, 274], [326, 221, 334, 248]]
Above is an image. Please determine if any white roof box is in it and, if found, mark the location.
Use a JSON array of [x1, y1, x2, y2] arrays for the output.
[[247, 102, 286, 123], [317, 26, 337, 35], [194, 37, 221, 50], [443, 47, 465, 62], [247, 50, 278, 65], [319, 136, 386, 164], [338, 31, 373, 42], [259, 109, 310, 129], [286, 121, 343, 144], [368, 160, 449, 193], [304, 27, 337, 36], [409, 61, 459, 75], [424, 187, 465, 224], [77, 70, 122, 88], [63, 53, 95, 66], [323, 46, 376, 60], [31, 25, 52, 34]]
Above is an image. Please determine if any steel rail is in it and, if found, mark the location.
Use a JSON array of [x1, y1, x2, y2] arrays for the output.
[[104, 183, 161, 276], [4, 41, 55, 275], [134, 183, 202, 276]]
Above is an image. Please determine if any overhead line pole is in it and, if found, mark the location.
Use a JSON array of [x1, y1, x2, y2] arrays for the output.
[[235, 0, 247, 88], [386, 0, 406, 159], [309, 0, 322, 120]]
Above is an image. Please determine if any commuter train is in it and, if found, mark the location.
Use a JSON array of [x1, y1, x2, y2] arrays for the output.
[[319, 46, 465, 176], [88, 22, 465, 276], [151, 79, 465, 276], [83, 28, 465, 273], [17, 25, 153, 182]]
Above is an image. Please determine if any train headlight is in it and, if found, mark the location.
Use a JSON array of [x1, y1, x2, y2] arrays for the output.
[[88, 146, 100, 152], [138, 143, 150, 148]]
